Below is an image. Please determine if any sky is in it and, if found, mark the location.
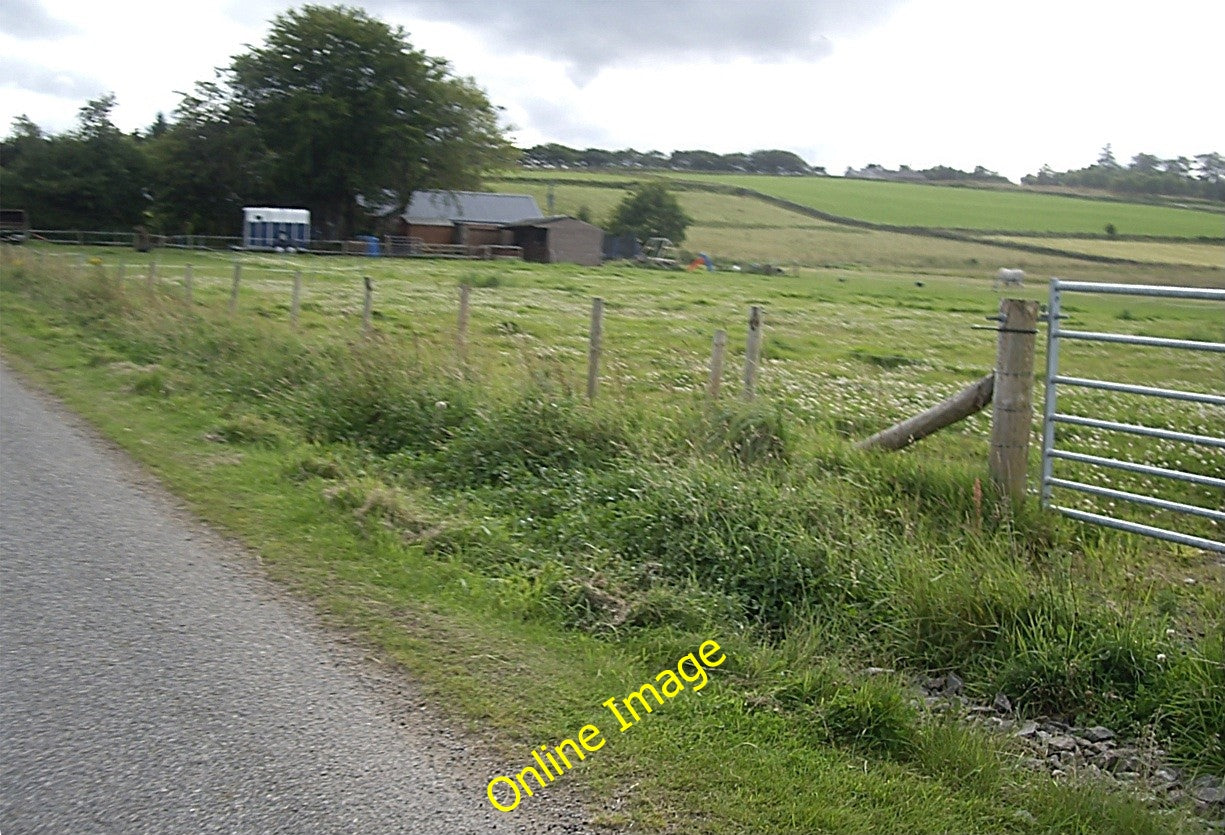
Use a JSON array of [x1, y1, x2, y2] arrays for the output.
[[1, 0, 1222, 183]]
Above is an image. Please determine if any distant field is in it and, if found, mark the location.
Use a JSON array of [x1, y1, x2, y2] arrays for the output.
[[986, 236, 1225, 267], [491, 178, 1225, 284], [508, 169, 1225, 238]]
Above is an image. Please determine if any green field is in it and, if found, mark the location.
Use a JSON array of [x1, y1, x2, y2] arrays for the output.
[[509, 169, 1225, 238], [493, 177, 1225, 278], [3, 241, 1221, 833], [986, 237, 1225, 268]]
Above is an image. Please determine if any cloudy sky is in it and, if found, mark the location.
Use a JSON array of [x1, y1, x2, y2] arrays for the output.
[[1, 0, 1222, 182]]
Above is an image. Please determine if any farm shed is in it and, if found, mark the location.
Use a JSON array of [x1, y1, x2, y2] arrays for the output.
[[242, 207, 310, 250], [504, 216, 604, 266], [396, 190, 542, 246]]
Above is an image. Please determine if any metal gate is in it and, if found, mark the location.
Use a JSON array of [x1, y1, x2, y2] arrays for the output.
[[1040, 280, 1225, 553]]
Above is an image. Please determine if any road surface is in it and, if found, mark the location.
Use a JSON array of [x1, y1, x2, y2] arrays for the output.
[[0, 362, 592, 834]]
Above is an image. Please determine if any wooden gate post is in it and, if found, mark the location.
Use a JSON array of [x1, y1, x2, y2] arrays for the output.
[[989, 298, 1039, 503], [587, 297, 604, 402], [742, 305, 763, 400]]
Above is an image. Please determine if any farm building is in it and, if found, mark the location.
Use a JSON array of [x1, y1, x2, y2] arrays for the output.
[[395, 190, 542, 247], [504, 216, 604, 266], [243, 207, 310, 250]]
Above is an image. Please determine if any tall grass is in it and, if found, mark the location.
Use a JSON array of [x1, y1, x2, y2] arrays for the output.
[[4, 252, 1220, 777]]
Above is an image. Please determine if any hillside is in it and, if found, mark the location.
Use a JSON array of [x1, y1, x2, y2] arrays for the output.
[[490, 175, 1225, 276], [505, 170, 1225, 239]]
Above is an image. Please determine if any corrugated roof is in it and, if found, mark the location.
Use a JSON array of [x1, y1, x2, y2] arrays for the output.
[[403, 191, 542, 225], [504, 216, 603, 229]]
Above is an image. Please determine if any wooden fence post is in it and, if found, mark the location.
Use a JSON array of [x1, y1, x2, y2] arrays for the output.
[[457, 283, 471, 362], [362, 276, 373, 334], [184, 264, 193, 305], [988, 298, 1039, 503], [587, 297, 604, 402], [229, 263, 241, 313], [290, 270, 302, 328], [708, 329, 727, 398], [742, 305, 763, 401]]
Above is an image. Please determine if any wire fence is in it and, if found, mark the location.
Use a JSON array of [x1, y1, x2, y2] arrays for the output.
[[26, 229, 523, 261]]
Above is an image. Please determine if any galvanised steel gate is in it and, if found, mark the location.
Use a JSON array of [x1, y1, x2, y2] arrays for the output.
[[1040, 280, 1225, 553]]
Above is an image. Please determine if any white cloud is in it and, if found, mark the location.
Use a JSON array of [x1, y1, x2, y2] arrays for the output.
[[1, 0, 1221, 182]]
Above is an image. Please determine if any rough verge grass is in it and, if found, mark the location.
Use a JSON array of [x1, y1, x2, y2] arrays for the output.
[[2, 251, 1218, 832]]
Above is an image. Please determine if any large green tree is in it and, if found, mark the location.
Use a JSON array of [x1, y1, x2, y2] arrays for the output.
[[608, 182, 692, 244], [226, 4, 514, 238]]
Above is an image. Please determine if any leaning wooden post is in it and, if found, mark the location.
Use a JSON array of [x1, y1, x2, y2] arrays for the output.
[[183, 264, 193, 305], [457, 283, 471, 363], [586, 297, 604, 402], [988, 298, 1039, 503], [742, 305, 763, 401], [858, 374, 995, 451], [708, 329, 727, 398], [290, 270, 302, 328], [228, 263, 241, 313], [362, 276, 374, 335]]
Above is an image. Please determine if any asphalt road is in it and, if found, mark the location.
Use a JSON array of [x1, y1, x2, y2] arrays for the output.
[[0, 362, 592, 834]]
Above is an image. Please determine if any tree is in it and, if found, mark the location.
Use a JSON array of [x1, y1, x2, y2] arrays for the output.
[[1097, 143, 1119, 168], [145, 81, 269, 235], [1, 96, 147, 229], [607, 182, 692, 243], [226, 4, 513, 238], [748, 149, 811, 174]]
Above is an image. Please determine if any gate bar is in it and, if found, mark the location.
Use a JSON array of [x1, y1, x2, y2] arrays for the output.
[[1059, 329, 1225, 353], [1053, 375, 1225, 406], [1052, 413, 1225, 448], [1046, 477, 1225, 522], [1051, 505, 1225, 553], [1047, 449, 1225, 489], [1051, 281, 1225, 301]]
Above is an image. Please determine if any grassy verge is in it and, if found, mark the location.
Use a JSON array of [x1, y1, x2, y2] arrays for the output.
[[2, 248, 1220, 833]]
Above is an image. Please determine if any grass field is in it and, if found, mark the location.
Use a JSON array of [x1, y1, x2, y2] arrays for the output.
[[2, 241, 1221, 833], [986, 237, 1225, 268], [508, 169, 1225, 238], [491, 177, 1225, 279]]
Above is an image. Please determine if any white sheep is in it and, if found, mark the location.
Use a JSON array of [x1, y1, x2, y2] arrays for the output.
[[994, 268, 1025, 289]]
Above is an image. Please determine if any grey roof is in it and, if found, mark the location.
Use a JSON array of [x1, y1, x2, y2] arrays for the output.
[[403, 190, 542, 225], [504, 215, 600, 229]]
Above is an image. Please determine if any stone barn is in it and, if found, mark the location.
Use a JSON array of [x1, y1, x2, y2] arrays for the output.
[[504, 216, 604, 266], [396, 190, 541, 246]]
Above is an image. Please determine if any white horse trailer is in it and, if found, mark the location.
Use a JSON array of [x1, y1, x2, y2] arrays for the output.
[[242, 207, 310, 251]]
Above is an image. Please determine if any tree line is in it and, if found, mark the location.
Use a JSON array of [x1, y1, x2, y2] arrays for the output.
[[1022, 145, 1225, 202], [521, 144, 824, 175], [0, 5, 514, 238]]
